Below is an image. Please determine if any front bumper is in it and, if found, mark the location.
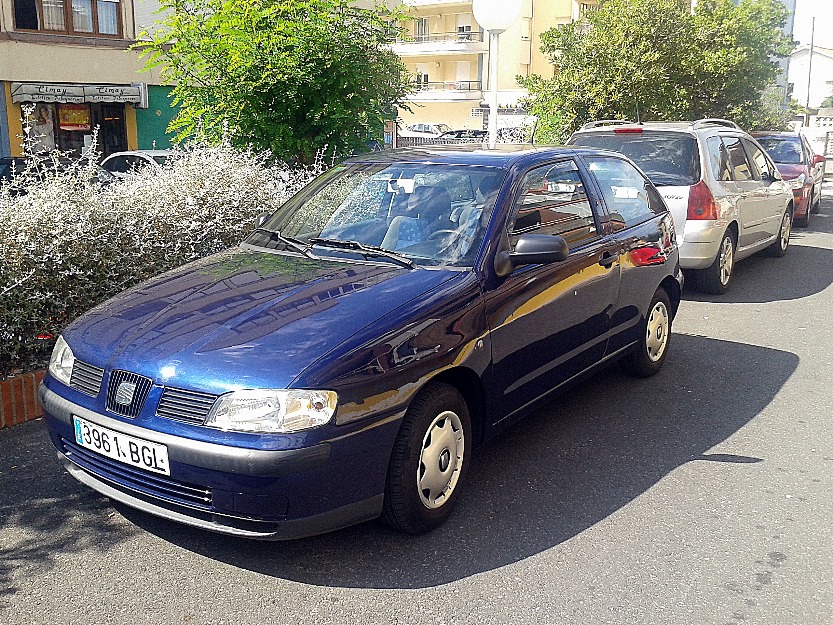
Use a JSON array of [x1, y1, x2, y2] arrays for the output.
[[40, 383, 400, 539]]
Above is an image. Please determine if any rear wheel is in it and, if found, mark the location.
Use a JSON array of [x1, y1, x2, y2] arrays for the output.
[[620, 288, 672, 378], [766, 209, 791, 258], [697, 230, 735, 294], [382, 383, 470, 534]]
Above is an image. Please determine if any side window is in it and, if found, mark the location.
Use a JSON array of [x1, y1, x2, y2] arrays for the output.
[[722, 136, 754, 182], [706, 136, 732, 181], [509, 160, 597, 247], [585, 156, 663, 229], [741, 139, 770, 181]]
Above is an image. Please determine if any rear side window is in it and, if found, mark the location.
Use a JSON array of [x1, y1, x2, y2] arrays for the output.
[[706, 136, 732, 181], [570, 131, 700, 186], [741, 139, 773, 181], [584, 156, 665, 229], [722, 136, 754, 182], [510, 160, 597, 247]]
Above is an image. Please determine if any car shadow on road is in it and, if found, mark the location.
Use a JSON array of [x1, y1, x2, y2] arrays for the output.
[[682, 220, 833, 304], [118, 334, 799, 589], [0, 422, 141, 598]]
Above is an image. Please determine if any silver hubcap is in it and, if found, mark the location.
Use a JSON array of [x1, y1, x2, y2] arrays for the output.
[[418, 410, 465, 509], [719, 236, 734, 286], [646, 301, 670, 362], [780, 213, 791, 250]]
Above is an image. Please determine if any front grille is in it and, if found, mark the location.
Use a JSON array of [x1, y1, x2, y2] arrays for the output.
[[106, 370, 153, 418], [61, 437, 213, 508], [156, 387, 218, 425], [70, 360, 105, 396]]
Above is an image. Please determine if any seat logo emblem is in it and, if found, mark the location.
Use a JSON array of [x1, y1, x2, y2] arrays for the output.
[[115, 381, 137, 406]]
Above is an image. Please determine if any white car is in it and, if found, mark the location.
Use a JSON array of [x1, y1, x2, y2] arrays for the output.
[[100, 150, 171, 178], [569, 119, 794, 293], [397, 123, 452, 138]]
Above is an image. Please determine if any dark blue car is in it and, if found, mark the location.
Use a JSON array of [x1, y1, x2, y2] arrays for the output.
[[40, 145, 683, 539]]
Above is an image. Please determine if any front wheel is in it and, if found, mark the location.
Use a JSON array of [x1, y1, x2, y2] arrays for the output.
[[382, 383, 471, 534], [766, 209, 791, 258], [620, 288, 672, 378]]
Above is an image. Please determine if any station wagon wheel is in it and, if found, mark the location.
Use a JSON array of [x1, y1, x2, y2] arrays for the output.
[[382, 383, 471, 534], [697, 230, 735, 294], [620, 288, 672, 378], [767, 208, 791, 258]]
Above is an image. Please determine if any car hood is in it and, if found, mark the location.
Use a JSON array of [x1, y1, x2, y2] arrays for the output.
[[773, 163, 805, 180], [64, 248, 459, 393]]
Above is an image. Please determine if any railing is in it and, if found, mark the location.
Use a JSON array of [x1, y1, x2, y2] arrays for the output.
[[396, 31, 484, 44], [412, 81, 482, 92]]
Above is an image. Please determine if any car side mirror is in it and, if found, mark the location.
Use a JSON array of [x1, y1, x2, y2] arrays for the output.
[[813, 154, 826, 166], [494, 233, 570, 277], [256, 212, 270, 227]]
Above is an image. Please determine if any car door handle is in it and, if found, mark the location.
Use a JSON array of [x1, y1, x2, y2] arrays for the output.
[[599, 252, 619, 267]]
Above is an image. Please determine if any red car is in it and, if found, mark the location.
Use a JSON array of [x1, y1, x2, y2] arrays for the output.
[[752, 132, 825, 227]]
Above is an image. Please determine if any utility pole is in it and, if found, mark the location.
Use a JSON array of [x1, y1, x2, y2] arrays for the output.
[[805, 16, 815, 127]]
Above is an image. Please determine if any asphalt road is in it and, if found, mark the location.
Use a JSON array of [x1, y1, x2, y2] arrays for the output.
[[3, 185, 833, 624]]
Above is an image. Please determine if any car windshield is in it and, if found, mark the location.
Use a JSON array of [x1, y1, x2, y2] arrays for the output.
[[246, 162, 505, 267], [571, 131, 700, 186], [755, 137, 803, 165]]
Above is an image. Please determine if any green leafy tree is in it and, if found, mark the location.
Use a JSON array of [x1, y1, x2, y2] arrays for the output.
[[520, 0, 794, 143], [137, 0, 413, 163]]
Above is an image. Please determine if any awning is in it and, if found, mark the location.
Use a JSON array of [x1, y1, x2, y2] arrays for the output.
[[11, 82, 142, 104]]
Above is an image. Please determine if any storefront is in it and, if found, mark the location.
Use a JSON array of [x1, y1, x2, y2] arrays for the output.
[[8, 82, 141, 158]]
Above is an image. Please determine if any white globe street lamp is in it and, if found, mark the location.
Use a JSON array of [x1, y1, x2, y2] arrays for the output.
[[473, 0, 522, 149]]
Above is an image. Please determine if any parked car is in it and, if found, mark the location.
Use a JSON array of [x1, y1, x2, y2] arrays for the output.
[[397, 123, 452, 138], [1, 155, 114, 193], [751, 131, 825, 227], [568, 119, 794, 294], [100, 149, 172, 178], [40, 145, 682, 539], [439, 129, 487, 140]]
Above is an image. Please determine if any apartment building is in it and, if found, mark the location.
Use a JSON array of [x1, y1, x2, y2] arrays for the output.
[[0, 0, 175, 158], [392, 0, 598, 131]]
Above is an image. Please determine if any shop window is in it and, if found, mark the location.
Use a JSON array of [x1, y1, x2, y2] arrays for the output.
[[13, 0, 121, 36]]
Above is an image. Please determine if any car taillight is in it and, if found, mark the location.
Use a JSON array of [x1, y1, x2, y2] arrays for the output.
[[687, 180, 719, 220], [613, 127, 643, 133]]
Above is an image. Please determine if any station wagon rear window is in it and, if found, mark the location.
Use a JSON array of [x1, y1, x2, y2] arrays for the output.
[[571, 131, 700, 187]]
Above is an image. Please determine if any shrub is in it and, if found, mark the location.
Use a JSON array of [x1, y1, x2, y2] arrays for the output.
[[0, 140, 321, 377]]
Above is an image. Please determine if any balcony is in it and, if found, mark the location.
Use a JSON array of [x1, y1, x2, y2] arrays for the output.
[[407, 81, 483, 102], [391, 31, 488, 56]]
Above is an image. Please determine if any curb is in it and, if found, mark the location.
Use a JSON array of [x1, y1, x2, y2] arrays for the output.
[[0, 370, 45, 429]]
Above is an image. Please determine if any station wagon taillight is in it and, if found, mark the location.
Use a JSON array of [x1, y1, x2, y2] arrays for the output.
[[687, 180, 719, 220]]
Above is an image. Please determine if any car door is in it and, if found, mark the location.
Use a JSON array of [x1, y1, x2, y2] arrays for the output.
[[484, 158, 621, 423], [742, 137, 785, 237], [722, 134, 769, 247]]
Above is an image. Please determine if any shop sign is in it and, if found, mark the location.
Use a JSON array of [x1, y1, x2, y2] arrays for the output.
[[59, 104, 92, 132], [11, 83, 85, 104], [11, 83, 143, 104], [84, 85, 142, 104]]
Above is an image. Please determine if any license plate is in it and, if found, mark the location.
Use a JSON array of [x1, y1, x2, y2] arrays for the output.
[[72, 416, 170, 476]]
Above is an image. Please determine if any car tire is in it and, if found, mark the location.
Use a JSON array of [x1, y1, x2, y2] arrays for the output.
[[794, 207, 809, 228], [620, 288, 672, 378], [811, 186, 821, 214], [697, 230, 735, 294], [766, 208, 791, 258], [382, 383, 471, 534]]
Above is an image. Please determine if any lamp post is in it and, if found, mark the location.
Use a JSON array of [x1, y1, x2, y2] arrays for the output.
[[473, 0, 522, 149]]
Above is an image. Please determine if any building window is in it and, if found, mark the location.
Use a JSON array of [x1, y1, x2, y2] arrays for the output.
[[13, 0, 121, 36]]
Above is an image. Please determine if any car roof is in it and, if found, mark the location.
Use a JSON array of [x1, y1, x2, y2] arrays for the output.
[[572, 118, 743, 136], [103, 150, 172, 159], [343, 144, 615, 169], [750, 131, 801, 138]]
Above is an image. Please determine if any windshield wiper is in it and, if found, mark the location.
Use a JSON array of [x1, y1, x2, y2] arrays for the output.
[[252, 228, 314, 258], [308, 237, 416, 269]]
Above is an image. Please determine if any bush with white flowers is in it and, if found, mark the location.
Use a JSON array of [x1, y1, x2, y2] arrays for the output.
[[0, 140, 322, 377]]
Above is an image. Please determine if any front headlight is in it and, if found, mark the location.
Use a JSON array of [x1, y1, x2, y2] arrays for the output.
[[48, 335, 75, 386], [205, 389, 338, 433], [788, 173, 806, 190]]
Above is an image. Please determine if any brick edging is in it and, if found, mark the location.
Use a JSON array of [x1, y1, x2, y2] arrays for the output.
[[0, 370, 46, 429]]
